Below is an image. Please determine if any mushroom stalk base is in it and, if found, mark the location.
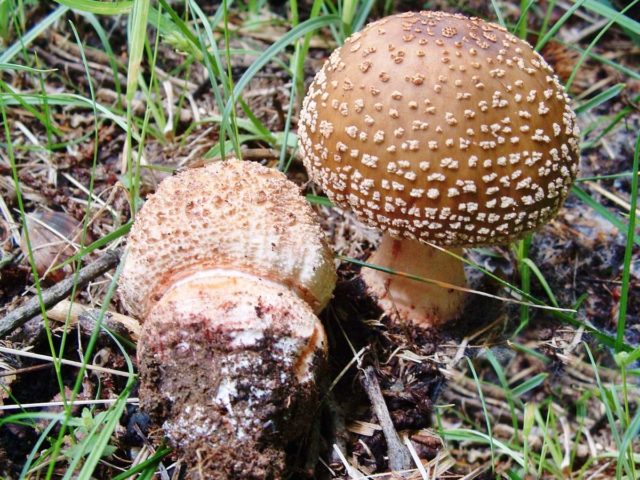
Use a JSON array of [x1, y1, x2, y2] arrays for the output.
[[138, 274, 326, 479], [361, 234, 467, 327]]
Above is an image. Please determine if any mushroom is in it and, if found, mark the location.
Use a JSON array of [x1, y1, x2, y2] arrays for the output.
[[299, 11, 579, 327], [118, 160, 336, 478]]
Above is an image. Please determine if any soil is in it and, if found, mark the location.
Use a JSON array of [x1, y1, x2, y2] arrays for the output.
[[137, 294, 325, 479]]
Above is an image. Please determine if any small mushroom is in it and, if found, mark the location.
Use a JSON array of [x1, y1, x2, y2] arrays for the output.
[[299, 11, 579, 327], [118, 160, 336, 478]]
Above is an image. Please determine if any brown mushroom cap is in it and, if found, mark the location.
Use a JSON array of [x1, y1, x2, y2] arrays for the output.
[[299, 11, 580, 247], [118, 160, 337, 318]]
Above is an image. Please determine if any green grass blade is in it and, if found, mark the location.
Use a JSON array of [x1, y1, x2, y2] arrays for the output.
[[351, 0, 375, 33], [490, 0, 506, 27], [535, 0, 588, 51], [221, 15, 341, 131], [581, 95, 640, 150], [122, 0, 150, 214], [571, 185, 640, 246], [534, 406, 563, 474], [81, 12, 125, 100], [56, 257, 131, 478], [513, 0, 535, 38], [509, 342, 551, 364], [20, 416, 62, 477], [0, 92, 138, 139], [1, 103, 69, 480], [0, 63, 56, 73], [516, 235, 532, 334], [341, 0, 357, 33], [566, 44, 640, 81], [574, 83, 626, 115], [616, 406, 640, 479], [0, 80, 63, 136], [55, 222, 132, 271], [512, 373, 548, 397], [188, 0, 239, 158], [522, 258, 559, 308], [152, 0, 199, 56], [584, 343, 629, 473], [111, 447, 172, 480], [576, 172, 634, 182], [538, 0, 557, 45], [204, 134, 262, 159], [466, 358, 496, 469], [75, 386, 134, 480], [522, 402, 536, 474], [53, 0, 132, 14], [566, 0, 639, 90], [238, 98, 277, 145], [0, 5, 68, 64], [443, 429, 525, 467], [615, 132, 640, 351], [125, 0, 149, 104], [485, 349, 521, 433], [306, 194, 333, 207], [581, 0, 640, 35]]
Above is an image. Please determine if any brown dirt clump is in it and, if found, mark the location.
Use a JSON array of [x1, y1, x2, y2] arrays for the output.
[[138, 303, 325, 479]]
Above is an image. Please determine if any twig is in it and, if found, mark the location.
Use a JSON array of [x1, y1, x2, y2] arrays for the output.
[[0, 397, 139, 411], [0, 362, 52, 378], [403, 436, 429, 480], [0, 248, 122, 338], [325, 392, 349, 466], [360, 366, 412, 474], [303, 415, 322, 477], [47, 299, 141, 341], [0, 346, 134, 377], [332, 444, 363, 479]]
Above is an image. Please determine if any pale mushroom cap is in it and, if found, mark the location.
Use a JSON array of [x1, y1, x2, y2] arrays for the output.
[[118, 160, 336, 318], [299, 11, 580, 247]]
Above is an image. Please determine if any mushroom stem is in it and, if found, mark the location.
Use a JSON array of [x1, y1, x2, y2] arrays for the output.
[[139, 273, 326, 479], [361, 233, 467, 327]]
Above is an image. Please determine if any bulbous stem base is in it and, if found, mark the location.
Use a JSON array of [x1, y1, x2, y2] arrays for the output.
[[138, 273, 326, 479], [361, 234, 467, 327]]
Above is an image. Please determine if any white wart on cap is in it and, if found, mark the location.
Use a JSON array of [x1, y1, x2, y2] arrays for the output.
[[299, 11, 580, 327], [299, 10, 579, 246]]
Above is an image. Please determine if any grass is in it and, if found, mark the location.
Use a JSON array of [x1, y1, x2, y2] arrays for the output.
[[0, 0, 638, 478]]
